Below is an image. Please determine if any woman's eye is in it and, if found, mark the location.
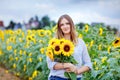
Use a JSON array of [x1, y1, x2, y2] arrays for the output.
[[60, 24, 63, 26], [66, 23, 70, 25]]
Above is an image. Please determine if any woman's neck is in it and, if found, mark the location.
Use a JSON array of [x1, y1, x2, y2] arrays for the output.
[[64, 34, 71, 40]]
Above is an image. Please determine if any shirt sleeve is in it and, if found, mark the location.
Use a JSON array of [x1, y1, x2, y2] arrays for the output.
[[46, 56, 57, 70], [81, 39, 92, 70]]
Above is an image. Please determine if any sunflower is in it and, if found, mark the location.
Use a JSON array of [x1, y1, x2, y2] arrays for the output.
[[90, 40, 94, 47], [98, 44, 102, 50], [16, 29, 22, 35], [7, 46, 12, 51], [48, 38, 59, 46], [26, 35, 32, 41], [46, 48, 54, 61], [101, 57, 107, 63], [60, 38, 66, 44], [99, 28, 103, 36], [53, 41, 62, 55], [27, 30, 32, 35], [32, 70, 38, 78], [0, 50, 3, 55], [0, 30, 4, 41], [45, 30, 52, 36], [40, 48, 45, 54], [78, 34, 82, 38], [84, 24, 89, 33], [107, 46, 111, 54], [112, 38, 120, 48], [38, 29, 45, 37], [61, 40, 74, 57]]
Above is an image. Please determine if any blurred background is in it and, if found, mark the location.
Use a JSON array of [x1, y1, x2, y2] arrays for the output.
[[0, 0, 120, 80], [0, 0, 120, 36]]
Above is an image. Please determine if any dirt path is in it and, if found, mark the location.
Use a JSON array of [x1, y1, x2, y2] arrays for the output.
[[0, 67, 20, 80]]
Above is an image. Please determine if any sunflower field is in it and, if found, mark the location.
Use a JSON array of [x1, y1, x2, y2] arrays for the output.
[[0, 24, 120, 80]]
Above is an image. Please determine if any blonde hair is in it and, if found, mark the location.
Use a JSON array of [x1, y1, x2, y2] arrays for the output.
[[56, 14, 78, 45]]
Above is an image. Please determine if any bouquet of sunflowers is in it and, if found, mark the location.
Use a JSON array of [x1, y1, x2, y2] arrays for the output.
[[46, 38, 78, 80]]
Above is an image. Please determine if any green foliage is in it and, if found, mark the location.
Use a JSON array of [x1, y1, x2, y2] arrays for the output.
[[0, 24, 120, 80]]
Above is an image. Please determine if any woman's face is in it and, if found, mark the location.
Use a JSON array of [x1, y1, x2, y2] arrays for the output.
[[60, 18, 71, 35]]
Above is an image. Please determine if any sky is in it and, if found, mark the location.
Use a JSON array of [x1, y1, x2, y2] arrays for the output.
[[0, 0, 120, 29]]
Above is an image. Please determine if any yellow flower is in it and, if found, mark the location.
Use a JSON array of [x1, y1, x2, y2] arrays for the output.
[[49, 38, 59, 46], [93, 61, 97, 66], [45, 30, 52, 36], [40, 48, 45, 54], [19, 38, 22, 42], [29, 53, 32, 56], [46, 47, 54, 61], [0, 50, 3, 55], [38, 57, 42, 62], [16, 72, 20, 76], [90, 40, 94, 47], [32, 70, 38, 78], [23, 51, 26, 55], [29, 58, 32, 63], [101, 57, 107, 63], [14, 49, 17, 55], [19, 50, 23, 55], [78, 34, 83, 38], [58, 38, 65, 45], [10, 37, 16, 43], [84, 24, 89, 33], [95, 67, 99, 70], [27, 30, 32, 35], [39, 40, 44, 44], [86, 44, 88, 47], [0, 30, 4, 41], [61, 40, 74, 57], [13, 63, 16, 69], [7, 46, 12, 51], [98, 44, 102, 50], [107, 46, 111, 54], [29, 77, 33, 80], [16, 29, 22, 34], [99, 28, 103, 36], [9, 55, 13, 61], [15, 57, 18, 61], [53, 41, 62, 55], [112, 38, 120, 48], [24, 65, 26, 71], [38, 29, 45, 37], [26, 35, 32, 41]]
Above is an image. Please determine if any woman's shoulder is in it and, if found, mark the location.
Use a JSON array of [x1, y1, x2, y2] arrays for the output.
[[77, 38, 86, 45], [78, 38, 85, 43]]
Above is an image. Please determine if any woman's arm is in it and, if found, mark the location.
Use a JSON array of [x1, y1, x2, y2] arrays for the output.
[[53, 63, 64, 70], [75, 66, 90, 74], [75, 39, 92, 74]]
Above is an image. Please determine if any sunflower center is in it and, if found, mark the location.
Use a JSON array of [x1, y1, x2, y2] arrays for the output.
[[55, 46, 60, 51], [40, 32, 44, 35], [28, 37, 31, 40], [64, 45, 70, 52], [49, 52, 51, 55], [115, 40, 119, 44], [52, 42, 55, 45]]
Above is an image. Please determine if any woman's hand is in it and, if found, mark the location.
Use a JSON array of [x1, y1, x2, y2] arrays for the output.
[[63, 63, 77, 73]]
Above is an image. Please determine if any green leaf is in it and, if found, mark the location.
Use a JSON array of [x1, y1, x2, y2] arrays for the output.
[[64, 72, 77, 80]]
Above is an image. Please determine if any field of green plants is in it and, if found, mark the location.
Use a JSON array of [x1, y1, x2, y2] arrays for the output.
[[0, 24, 120, 80]]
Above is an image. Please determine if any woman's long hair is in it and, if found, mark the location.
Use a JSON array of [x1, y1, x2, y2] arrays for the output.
[[56, 14, 78, 45]]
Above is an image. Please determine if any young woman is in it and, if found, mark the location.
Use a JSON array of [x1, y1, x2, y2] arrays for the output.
[[47, 14, 92, 80]]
